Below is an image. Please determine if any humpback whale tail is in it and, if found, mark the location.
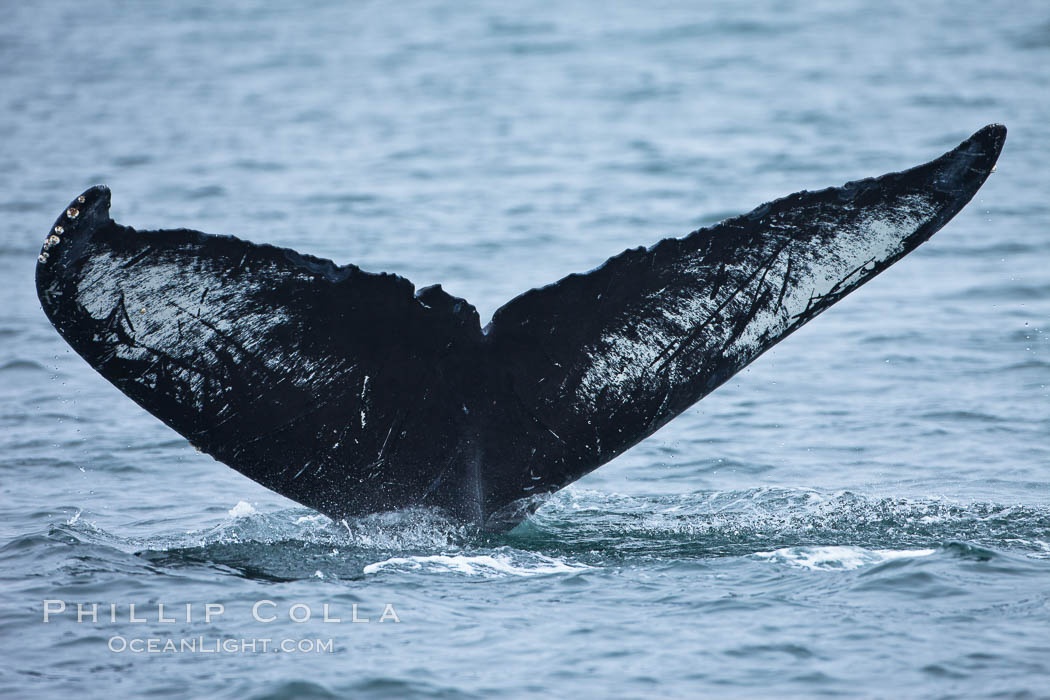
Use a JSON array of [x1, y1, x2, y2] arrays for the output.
[[36, 125, 1006, 530]]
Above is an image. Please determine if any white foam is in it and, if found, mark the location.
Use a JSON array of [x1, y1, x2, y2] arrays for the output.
[[227, 501, 257, 518], [752, 545, 936, 571], [363, 551, 589, 578]]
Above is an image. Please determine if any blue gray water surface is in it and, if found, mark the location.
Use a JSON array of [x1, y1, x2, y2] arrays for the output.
[[1, 1, 1049, 698]]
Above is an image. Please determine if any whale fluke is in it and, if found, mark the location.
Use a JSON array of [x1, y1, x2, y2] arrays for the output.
[[36, 125, 1006, 529]]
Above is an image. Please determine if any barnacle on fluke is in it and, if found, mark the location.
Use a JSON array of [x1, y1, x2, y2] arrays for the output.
[[36, 125, 1005, 530]]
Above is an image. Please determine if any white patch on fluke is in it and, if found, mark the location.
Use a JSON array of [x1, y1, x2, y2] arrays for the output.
[[575, 193, 937, 413]]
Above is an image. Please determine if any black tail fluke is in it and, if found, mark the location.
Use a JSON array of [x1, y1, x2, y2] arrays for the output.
[[37, 126, 1006, 530], [480, 125, 1006, 514]]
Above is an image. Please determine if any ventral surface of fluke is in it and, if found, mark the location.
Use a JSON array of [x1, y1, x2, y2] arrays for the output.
[[36, 125, 1006, 530]]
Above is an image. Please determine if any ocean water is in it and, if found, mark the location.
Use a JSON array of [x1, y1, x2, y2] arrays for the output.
[[1, 1, 1048, 697]]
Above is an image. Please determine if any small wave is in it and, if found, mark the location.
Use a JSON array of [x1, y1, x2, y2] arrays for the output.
[[520, 487, 1050, 561], [0, 199, 44, 213], [300, 192, 378, 205], [487, 18, 556, 37], [994, 359, 1050, 373], [111, 154, 152, 168], [752, 546, 936, 571], [183, 184, 226, 200], [162, 504, 471, 553], [364, 548, 589, 578], [918, 409, 1006, 423], [0, 359, 48, 372], [949, 283, 1050, 301], [232, 159, 287, 172]]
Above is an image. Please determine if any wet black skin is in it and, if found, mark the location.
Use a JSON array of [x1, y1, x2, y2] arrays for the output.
[[36, 125, 1005, 529]]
